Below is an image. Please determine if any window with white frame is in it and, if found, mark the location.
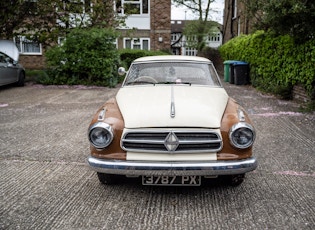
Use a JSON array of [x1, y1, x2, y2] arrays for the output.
[[208, 33, 221, 42], [14, 36, 42, 55], [124, 38, 150, 50], [116, 0, 149, 15], [60, 0, 91, 14], [185, 47, 197, 56]]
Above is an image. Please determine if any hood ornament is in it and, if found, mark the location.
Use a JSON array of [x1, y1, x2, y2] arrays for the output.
[[170, 86, 175, 118]]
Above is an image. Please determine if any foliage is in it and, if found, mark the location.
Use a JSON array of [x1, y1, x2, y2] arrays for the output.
[[183, 20, 219, 51], [219, 31, 315, 99], [173, 0, 216, 52], [119, 49, 170, 68], [25, 69, 49, 83], [198, 47, 222, 70], [241, 0, 315, 43], [0, 0, 125, 45], [0, 0, 33, 38], [44, 28, 120, 87]]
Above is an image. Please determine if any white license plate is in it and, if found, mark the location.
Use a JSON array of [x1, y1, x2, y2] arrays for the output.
[[142, 175, 201, 186]]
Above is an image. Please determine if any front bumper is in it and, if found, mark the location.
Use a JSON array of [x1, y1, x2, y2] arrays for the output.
[[88, 156, 257, 176]]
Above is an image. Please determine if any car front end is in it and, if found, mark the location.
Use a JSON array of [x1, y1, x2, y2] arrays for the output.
[[87, 56, 256, 186]]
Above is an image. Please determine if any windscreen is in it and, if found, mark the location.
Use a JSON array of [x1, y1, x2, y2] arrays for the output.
[[123, 61, 221, 86]]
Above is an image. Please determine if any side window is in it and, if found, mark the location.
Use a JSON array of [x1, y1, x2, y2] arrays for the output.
[[0, 53, 13, 64], [0, 53, 5, 63]]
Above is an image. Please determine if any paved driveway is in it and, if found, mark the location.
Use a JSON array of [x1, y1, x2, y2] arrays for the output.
[[0, 82, 314, 229]]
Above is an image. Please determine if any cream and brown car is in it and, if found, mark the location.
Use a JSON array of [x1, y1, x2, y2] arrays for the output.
[[88, 56, 257, 186]]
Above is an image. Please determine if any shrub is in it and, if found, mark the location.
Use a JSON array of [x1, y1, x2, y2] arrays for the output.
[[44, 28, 120, 87], [219, 31, 315, 99]]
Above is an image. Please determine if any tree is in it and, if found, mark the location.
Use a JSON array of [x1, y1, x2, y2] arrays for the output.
[[0, 0, 34, 39], [0, 0, 125, 45], [242, 0, 315, 43], [173, 0, 217, 52]]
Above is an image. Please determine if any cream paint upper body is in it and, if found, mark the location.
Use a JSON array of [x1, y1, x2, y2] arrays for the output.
[[116, 85, 228, 129]]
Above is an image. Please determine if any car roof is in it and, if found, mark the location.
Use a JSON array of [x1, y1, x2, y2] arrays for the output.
[[0, 40, 19, 62], [133, 55, 213, 64]]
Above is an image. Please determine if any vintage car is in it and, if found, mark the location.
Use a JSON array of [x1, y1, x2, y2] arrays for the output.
[[0, 40, 25, 87], [88, 56, 257, 186]]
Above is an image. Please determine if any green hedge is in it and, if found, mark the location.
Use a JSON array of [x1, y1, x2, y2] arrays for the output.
[[44, 28, 120, 87], [43, 30, 169, 87], [219, 31, 315, 99]]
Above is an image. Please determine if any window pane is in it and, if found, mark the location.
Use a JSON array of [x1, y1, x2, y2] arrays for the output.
[[23, 41, 40, 53], [124, 3, 140, 14], [125, 39, 131, 49], [142, 40, 149, 50], [142, 0, 148, 14], [133, 44, 141, 49], [15, 37, 22, 53]]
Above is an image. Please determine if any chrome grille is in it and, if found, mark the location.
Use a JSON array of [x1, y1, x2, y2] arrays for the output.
[[121, 130, 222, 153]]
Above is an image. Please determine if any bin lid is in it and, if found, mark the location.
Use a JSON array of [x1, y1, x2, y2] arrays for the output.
[[223, 60, 238, 64], [233, 61, 248, 66]]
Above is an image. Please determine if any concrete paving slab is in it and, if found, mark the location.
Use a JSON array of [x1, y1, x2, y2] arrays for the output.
[[0, 82, 314, 229]]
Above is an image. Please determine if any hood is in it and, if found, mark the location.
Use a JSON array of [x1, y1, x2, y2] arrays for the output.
[[0, 40, 20, 62], [116, 85, 228, 129]]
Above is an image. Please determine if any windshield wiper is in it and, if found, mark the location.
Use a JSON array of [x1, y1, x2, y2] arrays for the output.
[[126, 81, 156, 85], [156, 81, 192, 86]]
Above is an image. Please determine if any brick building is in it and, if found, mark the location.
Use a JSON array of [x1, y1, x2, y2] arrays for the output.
[[16, 0, 171, 69], [222, 0, 254, 43], [116, 0, 171, 52]]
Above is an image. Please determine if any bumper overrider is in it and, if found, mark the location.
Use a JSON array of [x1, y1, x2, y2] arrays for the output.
[[88, 156, 257, 176]]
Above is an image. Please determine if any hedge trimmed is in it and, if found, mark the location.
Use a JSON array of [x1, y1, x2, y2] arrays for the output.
[[219, 31, 315, 99]]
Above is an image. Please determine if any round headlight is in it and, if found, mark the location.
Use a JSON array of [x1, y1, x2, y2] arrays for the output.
[[88, 122, 114, 149], [229, 123, 255, 149]]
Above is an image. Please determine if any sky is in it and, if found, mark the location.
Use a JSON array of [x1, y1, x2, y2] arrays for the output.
[[171, 0, 224, 24]]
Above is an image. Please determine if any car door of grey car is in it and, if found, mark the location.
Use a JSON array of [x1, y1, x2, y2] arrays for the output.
[[0, 52, 18, 86]]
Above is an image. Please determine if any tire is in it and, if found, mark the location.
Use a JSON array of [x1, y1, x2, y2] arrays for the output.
[[97, 172, 121, 185], [17, 71, 25, 87], [229, 174, 245, 186]]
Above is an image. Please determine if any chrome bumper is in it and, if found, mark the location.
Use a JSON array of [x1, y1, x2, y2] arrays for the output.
[[88, 156, 257, 176]]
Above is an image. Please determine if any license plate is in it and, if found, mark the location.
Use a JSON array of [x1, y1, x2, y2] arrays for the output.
[[142, 175, 201, 186]]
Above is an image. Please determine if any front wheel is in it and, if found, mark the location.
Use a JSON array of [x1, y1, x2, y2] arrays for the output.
[[17, 71, 25, 87], [97, 172, 121, 185], [230, 174, 245, 186], [223, 174, 245, 186]]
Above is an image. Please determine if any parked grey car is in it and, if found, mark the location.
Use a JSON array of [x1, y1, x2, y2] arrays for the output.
[[0, 40, 25, 87]]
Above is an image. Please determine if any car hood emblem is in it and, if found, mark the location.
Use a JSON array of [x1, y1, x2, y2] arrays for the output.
[[165, 132, 179, 152]]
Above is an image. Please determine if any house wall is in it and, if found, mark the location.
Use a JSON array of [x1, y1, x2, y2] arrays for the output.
[[19, 54, 46, 69], [150, 0, 171, 51], [19, 0, 171, 69], [222, 0, 253, 44]]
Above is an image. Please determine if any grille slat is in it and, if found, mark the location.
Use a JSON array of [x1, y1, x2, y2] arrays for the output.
[[122, 130, 222, 153]]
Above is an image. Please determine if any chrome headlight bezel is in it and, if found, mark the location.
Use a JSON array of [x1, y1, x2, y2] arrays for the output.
[[88, 122, 114, 149], [229, 122, 255, 149]]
